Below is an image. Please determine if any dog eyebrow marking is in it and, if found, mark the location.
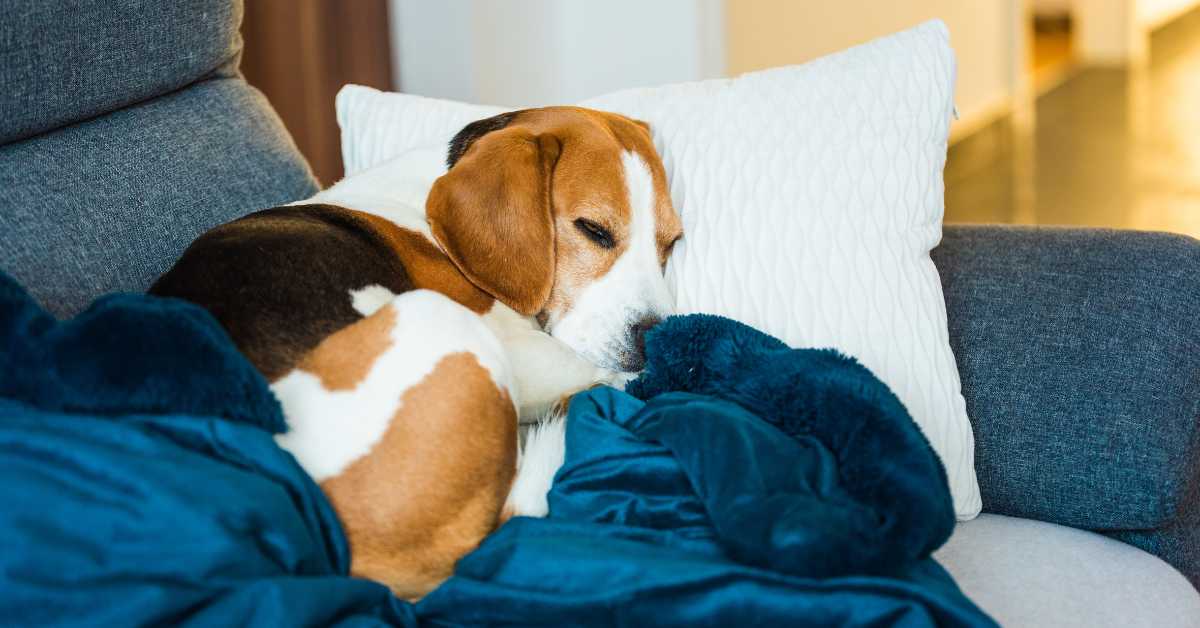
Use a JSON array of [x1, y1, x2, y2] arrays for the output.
[[445, 111, 521, 168]]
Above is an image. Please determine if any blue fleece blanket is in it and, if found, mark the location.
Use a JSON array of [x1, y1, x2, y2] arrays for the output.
[[0, 271, 994, 627]]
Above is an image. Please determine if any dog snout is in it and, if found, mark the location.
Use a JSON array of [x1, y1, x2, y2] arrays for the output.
[[621, 315, 662, 372]]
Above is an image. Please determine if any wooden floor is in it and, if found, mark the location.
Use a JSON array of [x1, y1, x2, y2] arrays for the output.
[[945, 9, 1200, 238]]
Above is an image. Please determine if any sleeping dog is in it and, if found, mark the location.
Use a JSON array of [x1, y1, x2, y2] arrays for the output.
[[150, 107, 683, 598]]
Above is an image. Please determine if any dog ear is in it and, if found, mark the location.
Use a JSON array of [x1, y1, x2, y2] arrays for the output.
[[427, 126, 561, 316], [445, 111, 521, 169]]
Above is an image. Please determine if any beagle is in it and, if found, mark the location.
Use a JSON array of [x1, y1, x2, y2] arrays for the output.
[[150, 108, 684, 598], [151, 107, 683, 420]]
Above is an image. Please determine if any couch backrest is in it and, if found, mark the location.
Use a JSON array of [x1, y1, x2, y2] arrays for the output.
[[933, 225, 1200, 531], [0, 0, 318, 317], [0, 0, 241, 145]]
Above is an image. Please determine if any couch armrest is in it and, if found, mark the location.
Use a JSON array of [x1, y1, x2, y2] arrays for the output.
[[932, 225, 1200, 580]]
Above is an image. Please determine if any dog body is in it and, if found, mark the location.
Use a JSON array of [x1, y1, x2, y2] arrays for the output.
[[150, 107, 683, 598], [273, 289, 518, 600]]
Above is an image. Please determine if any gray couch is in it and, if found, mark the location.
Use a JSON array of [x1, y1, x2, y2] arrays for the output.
[[2, 1, 1198, 625]]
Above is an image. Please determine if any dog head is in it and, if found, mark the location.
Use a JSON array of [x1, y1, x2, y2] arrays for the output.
[[427, 107, 683, 372]]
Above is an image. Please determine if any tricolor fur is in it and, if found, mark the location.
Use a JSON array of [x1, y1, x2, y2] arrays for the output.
[[149, 107, 684, 600], [273, 291, 518, 600]]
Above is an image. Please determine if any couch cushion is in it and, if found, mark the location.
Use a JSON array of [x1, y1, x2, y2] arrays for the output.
[[932, 226, 1200, 530], [0, 0, 242, 144], [932, 225, 1200, 584], [935, 514, 1200, 627], [0, 77, 317, 318]]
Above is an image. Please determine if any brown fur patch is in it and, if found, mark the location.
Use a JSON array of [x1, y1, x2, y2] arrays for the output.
[[427, 130, 561, 316], [296, 303, 397, 391], [319, 352, 517, 601], [353, 212, 496, 314]]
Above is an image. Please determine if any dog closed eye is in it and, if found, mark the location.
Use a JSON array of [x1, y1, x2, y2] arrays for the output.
[[574, 218, 615, 249]]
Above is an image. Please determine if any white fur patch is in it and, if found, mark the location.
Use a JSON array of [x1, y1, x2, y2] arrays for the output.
[[273, 290, 513, 481], [482, 302, 613, 423], [505, 415, 568, 517], [349, 284, 397, 317], [347, 287, 617, 425], [548, 151, 673, 371]]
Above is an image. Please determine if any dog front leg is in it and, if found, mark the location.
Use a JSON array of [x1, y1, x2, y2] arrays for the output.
[[501, 327, 625, 422]]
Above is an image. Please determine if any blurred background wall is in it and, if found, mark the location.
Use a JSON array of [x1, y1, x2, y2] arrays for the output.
[[241, 0, 1200, 237], [390, 0, 726, 106], [724, 1, 1015, 143], [386, 0, 1013, 141]]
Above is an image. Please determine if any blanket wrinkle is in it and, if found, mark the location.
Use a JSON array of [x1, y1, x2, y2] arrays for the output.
[[0, 271, 283, 431], [628, 314, 957, 567]]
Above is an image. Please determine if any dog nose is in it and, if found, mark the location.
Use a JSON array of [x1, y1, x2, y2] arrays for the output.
[[625, 316, 662, 372]]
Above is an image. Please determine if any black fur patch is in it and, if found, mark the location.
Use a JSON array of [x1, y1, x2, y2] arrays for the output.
[[445, 111, 523, 168], [149, 204, 415, 380]]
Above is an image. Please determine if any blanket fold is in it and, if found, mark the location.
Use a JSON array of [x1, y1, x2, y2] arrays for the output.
[[626, 314, 957, 576], [0, 272, 283, 430], [0, 272, 992, 627]]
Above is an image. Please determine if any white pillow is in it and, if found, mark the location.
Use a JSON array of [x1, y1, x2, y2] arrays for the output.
[[335, 20, 981, 520]]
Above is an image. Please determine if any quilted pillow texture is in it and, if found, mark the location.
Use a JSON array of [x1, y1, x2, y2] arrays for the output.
[[334, 20, 979, 519]]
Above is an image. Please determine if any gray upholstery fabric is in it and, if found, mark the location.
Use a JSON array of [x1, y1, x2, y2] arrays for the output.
[[0, 0, 243, 144], [933, 225, 1200, 583], [0, 77, 317, 317], [935, 514, 1200, 627]]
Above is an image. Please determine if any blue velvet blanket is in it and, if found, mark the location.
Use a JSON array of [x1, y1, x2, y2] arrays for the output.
[[0, 272, 994, 627]]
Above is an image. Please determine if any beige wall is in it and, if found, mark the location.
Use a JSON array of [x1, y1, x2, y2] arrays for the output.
[[1139, 0, 1200, 27], [391, 0, 724, 106], [1075, 0, 1144, 64], [1073, 0, 1200, 67], [725, 0, 1015, 139]]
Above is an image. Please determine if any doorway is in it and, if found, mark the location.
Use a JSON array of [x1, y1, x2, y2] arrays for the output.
[[1030, 0, 1078, 91]]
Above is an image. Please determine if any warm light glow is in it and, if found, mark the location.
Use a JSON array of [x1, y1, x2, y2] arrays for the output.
[[944, 4, 1200, 238]]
